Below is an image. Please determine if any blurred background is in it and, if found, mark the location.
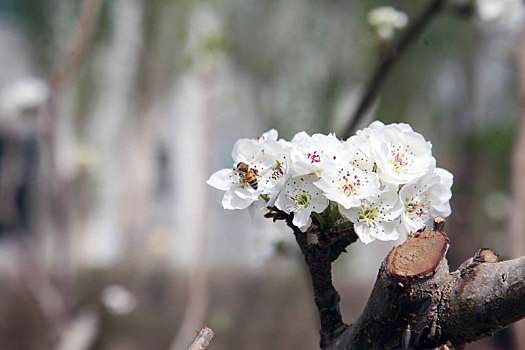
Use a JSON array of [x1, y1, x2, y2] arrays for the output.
[[0, 0, 523, 349]]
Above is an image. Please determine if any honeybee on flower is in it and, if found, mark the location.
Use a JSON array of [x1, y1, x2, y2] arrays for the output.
[[236, 162, 259, 190], [207, 129, 291, 210]]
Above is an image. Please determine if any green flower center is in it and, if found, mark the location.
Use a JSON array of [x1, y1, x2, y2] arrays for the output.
[[296, 193, 310, 208], [359, 205, 381, 227]]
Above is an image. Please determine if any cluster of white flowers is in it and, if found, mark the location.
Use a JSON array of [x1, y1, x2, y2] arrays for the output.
[[207, 121, 452, 244], [367, 6, 408, 41]]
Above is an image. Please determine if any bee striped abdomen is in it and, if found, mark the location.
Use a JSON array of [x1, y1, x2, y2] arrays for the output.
[[244, 169, 258, 190]]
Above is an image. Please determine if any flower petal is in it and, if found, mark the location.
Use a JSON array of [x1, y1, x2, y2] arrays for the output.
[[207, 168, 235, 191]]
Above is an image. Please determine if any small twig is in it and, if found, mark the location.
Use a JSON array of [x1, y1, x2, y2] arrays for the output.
[[433, 217, 446, 232], [188, 327, 214, 350], [341, 0, 445, 139]]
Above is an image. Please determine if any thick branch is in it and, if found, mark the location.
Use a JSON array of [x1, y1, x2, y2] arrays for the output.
[[341, 0, 445, 139], [328, 228, 525, 349], [442, 256, 525, 346]]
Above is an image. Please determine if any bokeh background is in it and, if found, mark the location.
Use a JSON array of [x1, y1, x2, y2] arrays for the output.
[[0, 0, 523, 349]]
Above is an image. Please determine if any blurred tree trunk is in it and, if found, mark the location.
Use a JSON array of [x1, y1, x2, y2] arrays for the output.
[[509, 26, 525, 350]]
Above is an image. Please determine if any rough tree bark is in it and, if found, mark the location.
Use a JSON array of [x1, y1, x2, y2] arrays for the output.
[[329, 226, 525, 349], [267, 210, 525, 349]]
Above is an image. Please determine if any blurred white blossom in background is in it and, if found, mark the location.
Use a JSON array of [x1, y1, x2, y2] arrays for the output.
[[101, 285, 137, 316], [367, 6, 408, 41], [475, 0, 525, 30], [76, 144, 101, 175], [0, 77, 48, 118]]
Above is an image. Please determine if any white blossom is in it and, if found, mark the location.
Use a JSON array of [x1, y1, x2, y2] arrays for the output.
[[397, 168, 453, 235], [248, 149, 292, 215], [275, 174, 328, 232], [339, 185, 402, 244], [370, 123, 435, 185], [290, 132, 341, 177], [475, 0, 524, 30], [345, 120, 387, 171], [208, 121, 454, 244], [0, 77, 49, 118], [207, 129, 290, 210], [314, 162, 380, 210], [368, 6, 408, 41], [101, 285, 136, 316]]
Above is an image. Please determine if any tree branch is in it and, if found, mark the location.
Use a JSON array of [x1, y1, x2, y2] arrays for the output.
[[188, 326, 214, 350], [327, 222, 525, 349], [443, 256, 525, 346], [49, 0, 105, 92], [341, 0, 445, 139], [265, 208, 358, 348]]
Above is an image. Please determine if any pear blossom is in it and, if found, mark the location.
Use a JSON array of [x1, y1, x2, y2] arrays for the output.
[[397, 168, 453, 235], [370, 123, 435, 185], [339, 185, 403, 244], [338, 139, 375, 172], [368, 6, 408, 41], [290, 132, 341, 177], [248, 150, 292, 215], [346, 120, 384, 149], [314, 162, 380, 210], [344, 120, 386, 170], [275, 175, 329, 232], [208, 121, 454, 245], [207, 129, 290, 210], [345, 120, 415, 172]]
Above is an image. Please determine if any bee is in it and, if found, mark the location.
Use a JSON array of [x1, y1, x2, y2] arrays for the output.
[[236, 162, 259, 190], [236, 162, 250, 173]]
